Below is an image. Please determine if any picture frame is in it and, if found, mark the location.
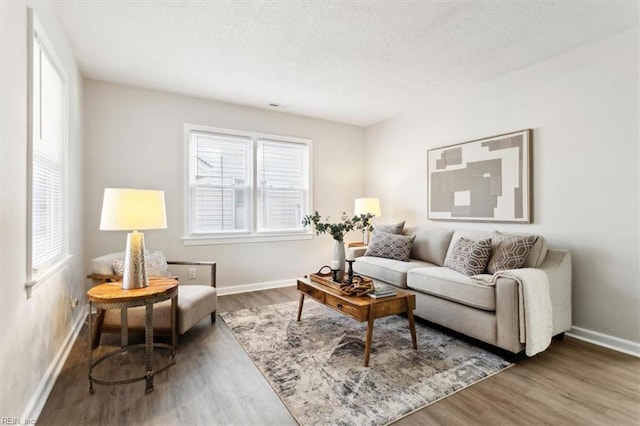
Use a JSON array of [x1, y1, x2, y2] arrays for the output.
[[427, 129, 532, 223]]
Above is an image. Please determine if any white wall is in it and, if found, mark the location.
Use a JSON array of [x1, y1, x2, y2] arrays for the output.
[[83, 80, 365, 288], [364, 29, 639, 344], [0, 0, 85, 419]]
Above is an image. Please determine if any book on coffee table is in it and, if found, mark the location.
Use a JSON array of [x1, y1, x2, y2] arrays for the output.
[[369, 282, 397, 298]]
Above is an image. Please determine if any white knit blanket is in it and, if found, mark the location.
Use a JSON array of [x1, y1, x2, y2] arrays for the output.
[[473, 268, 552, 356]]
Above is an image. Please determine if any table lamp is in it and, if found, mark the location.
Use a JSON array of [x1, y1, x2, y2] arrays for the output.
[[354, 197, 381, 244], [99, 188, 167, 289]]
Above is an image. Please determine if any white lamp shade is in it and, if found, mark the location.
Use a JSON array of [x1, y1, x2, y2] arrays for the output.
[[99, 188, 167, 231], [354, 198, 381, 217]]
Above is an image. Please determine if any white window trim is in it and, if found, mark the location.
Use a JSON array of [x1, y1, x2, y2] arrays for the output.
[[25, 9, 71, 297], [183, 123, 314, 245]]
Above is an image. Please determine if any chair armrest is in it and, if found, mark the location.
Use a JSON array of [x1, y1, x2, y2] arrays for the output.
[[88, 261, 217, 288], [167, 261, 217, 288], [167, 261, 215, 266], [87, 273, 121, 283], [87, 274, 179, 286]]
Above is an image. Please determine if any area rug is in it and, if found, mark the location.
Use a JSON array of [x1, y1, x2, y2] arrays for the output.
[[220, 300, 512, 426]]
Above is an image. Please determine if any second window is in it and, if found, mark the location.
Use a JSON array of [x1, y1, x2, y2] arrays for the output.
[[186, 124, 312, 242]]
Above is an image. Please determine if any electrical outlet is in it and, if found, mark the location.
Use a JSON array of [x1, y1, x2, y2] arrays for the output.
[[188, 268, 197, 279], [70, 297, 79, 308]]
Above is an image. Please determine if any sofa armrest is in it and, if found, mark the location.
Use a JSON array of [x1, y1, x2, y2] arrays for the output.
[[537, 249, 572, 335], [348, 247, 368, 259], [494, 249, 572, 352], [495, 277, 522, 353]]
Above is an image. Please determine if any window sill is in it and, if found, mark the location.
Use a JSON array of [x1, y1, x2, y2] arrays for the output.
[[183, 233, 313, 246], [25, 254, 73, 298]]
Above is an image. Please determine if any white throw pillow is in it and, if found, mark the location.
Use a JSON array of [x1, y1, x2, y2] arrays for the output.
[[112, 250, 170, 277]]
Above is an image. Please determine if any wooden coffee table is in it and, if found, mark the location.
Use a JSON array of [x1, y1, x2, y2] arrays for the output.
[[296, 276, 417, 367]]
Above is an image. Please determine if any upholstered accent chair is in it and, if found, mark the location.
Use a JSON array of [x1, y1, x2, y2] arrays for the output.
[[87, 251, 217, 349]]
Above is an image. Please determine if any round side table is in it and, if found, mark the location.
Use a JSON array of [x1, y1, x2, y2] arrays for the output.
[[87, 278, 178, 394]]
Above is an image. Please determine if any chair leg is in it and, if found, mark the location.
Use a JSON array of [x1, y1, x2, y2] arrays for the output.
[[211, 311, 216, 324], [92, 309, 106, 349]]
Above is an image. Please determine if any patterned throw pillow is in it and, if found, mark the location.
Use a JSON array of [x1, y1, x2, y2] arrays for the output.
[[112, 258, 125, 275], [373, 221, 405, 235], [364, 231, 416, 261], [445, 238, 493, 276], [112, 250, 170, 277], [487, 234, 538, 274]]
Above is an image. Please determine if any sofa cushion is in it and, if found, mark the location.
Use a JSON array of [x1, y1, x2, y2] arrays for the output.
[[404, 225, 454, 266], [353, 256, 436, 288], [407, 267, 496, 311], [487, 234, 538, 274], [374, 221, 405, 234], [364, 231, 415, 261], [445, 238, 493, 276], [492, 231, 548, 268], [176, 285, 217, 334]]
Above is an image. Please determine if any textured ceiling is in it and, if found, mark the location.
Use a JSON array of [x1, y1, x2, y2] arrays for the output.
[[53, 1, 638, 127]]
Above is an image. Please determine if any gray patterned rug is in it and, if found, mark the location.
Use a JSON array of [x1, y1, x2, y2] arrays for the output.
[[220, 300, 512, 426]]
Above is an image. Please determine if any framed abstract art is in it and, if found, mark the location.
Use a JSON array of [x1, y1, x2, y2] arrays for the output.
[[427, 129, 532, 223]]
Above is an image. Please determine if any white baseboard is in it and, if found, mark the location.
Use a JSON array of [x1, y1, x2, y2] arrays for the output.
[[217, 278, 296, 296], [567, 326, 640, 358], [23, 307, 86, 422]]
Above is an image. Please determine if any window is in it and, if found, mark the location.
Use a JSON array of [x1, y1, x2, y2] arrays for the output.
[[26, 10, 69, 288], [185, 124, 312, 244], [257, 140, 307, 231], [191, 132, 252, 233]]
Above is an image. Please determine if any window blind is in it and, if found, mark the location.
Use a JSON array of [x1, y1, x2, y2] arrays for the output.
[[31, 36, 65, 272], [191, 132, 251, 233], [257, 140, 307, 232]]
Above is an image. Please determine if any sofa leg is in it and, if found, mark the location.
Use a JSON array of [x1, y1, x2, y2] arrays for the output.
[[553, 332, 565, 341], [505, 351, 527, 363], [211, 311, 216, 324]]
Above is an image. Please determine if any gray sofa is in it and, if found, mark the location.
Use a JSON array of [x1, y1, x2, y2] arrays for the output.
[[350, 225, 572, 356]]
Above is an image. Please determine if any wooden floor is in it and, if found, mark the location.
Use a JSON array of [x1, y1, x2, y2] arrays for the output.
[[38, 286, 640, 425]]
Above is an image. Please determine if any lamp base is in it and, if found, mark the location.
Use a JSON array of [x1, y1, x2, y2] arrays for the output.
[[122, 231, 148, 289]]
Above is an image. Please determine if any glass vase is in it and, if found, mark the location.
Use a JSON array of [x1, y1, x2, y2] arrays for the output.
[[332, 239, 346, 283]]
